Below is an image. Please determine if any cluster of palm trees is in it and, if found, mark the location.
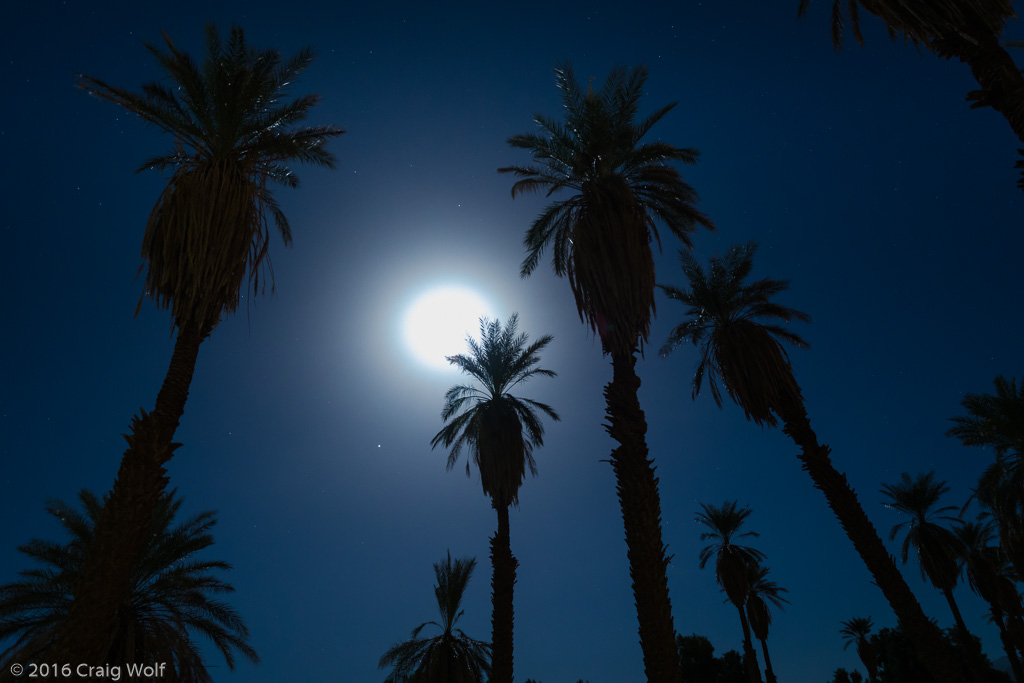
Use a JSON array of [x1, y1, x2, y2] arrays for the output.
[[831, 380, 1024, 683], [696, 502, 788, 683], [1, 1, 1022, 679]]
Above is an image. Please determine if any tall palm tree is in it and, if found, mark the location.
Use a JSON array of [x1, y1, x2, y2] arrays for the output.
[[63, 24, 343, 662], [695, 501, 765, 683], [430, 314, 559, 683], [798, 0, 1024, 190], [839, 617, 878, 683], [880, 473, 975, 645], [955, 519, 1024, 681], [499, 63, 715, 683], [658, 243, 963, 683], [0, 490, 257, 680], [745, 564, 788, 683], [378, 552, 491, 683]]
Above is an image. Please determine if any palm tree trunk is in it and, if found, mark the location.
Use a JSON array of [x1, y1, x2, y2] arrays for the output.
[[942, 588, 992, 683], [758, 638, 777, 683], [777, 400, 966, 683], [736, 605, 763, 683], [53, 319, 209, 665], [992, 610, 1024, 683], [605, 350, 681, 683], [490, 501, 517, 683]]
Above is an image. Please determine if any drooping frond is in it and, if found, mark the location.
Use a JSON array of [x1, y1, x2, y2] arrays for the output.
[[948, 375, 1024, 458]]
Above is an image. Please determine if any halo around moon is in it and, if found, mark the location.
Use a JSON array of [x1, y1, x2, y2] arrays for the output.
[[402, 285, 496, 370]]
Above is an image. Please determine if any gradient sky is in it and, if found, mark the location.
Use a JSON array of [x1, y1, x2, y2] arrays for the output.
[[2, 2, 1022, 682]]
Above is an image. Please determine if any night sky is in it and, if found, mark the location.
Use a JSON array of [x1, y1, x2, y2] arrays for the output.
[[2, 2, 1022, 682]]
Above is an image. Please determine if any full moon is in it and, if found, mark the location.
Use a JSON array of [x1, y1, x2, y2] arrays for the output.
[[402, 286, 496, 370]]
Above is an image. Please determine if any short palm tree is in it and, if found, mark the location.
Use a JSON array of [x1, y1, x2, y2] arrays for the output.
[[500, 63, 715, 683], [63, 24, 343, 662], [798, 0, 1024, 190], [839, 617, 878, 683], [880, 473, 973, 644], [695, 501, 765, 683], [745, 564, 788, 683], [430, 314, 559, 683], [658, 243, 961, 683], [0, 490, 257, 680], [378, 552, 491, 683]]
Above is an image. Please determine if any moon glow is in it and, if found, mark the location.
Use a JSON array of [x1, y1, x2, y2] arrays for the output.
[[402, 286, 495, 370]]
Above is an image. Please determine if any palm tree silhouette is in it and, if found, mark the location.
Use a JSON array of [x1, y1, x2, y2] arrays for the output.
[[0, 490, 257, 680], [695, 501, 765, 683], [839, 617, 878, 683], [431, 315, 559, 683], [798, 0, 1024, 190], [378, 552, 491, 683], [880, 473, 977, 648], [658, 242, 961, 683], [954, 519, 1024, 681], [500, 63, 714, 683], [745, 564, 788, 683], [65, 24, 343, 662]]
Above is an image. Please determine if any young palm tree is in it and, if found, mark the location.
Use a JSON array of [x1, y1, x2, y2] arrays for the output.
[[500, 63, 715, 683], [0, 490, 257, 680], [839, 617, 878, 683], [798, 0, 1024, 189], [430, 314, 559, 683], [658, 243, 963, 683], [695, 501, 765, 683], [955, 519, 1024, 681], [880, 473, 974, 645], [378, 552, 491, 683], [63, 24, 343, 662], [745, 564, 788, 683]]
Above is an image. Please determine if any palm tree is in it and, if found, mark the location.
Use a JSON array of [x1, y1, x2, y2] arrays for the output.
[[839, 618, 878, 683], [695, 501, 765, 683], [880, 473, 971, 636], [430, 315, 559, 683], [798, 0, 1024, 190], [62, 24, 343, 662], [499, 63, 715, 683], [949, 375, 1024, 459], [658, 243, 963, 683], [378, 552, 491, 683], [745, 564, 788, 683], [954, 519, 1024, 681], [0, 490, 257, 680]]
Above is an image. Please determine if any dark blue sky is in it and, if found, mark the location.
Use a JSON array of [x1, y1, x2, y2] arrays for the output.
[[1, 2, 1021, 682]]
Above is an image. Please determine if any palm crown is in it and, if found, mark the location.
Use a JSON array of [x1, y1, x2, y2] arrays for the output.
[[948, 375, 1024, 459], [658, 242, 810, 427], [378, 552, 491, 683], [839, 617, 874, 651], [880, 472, 963, 588], [431, 314, 559, 507], [77, 24, 344, 330], [499, 63, 714, 355], [0, 490, 257, 680], [696, 501, 766, 608]]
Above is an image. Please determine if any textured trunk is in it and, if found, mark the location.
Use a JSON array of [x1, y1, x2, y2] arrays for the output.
[[490, 501, 517, 683], [735, 605, 763, 683], [778, 401, 966, 683], [992, 610, 1024, 683], [758, 638, 776, 683], [605, 350, 681, 683], [54, 320, 208, 665]]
